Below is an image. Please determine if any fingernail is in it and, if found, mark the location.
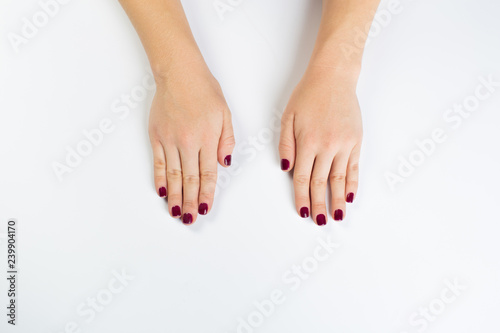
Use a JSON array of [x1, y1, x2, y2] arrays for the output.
[[159, 187, 166, 197], [300, 207, 309, 218], [281, 159, 290, 171], [224, 155, 232, 166], [182, 213, 193, 225], [346, 192, 355, 203], [198, 203, 208, 215], [172, 206, 181, 217], [316, 214, 327, 226], [334, 209, 344, 221]]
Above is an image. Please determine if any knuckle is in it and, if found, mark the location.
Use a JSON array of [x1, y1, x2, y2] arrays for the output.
[[183, 174, 200, 185], [332, 198, 346, 207], [167, 169, 182, 180], [280, 112, 293, 125], [148, 126, 160, 139], [349, 163, 360, 172], [346, 179, 359, 188], [294, 175, 310, 187], [153, 159, 166, 170], [311, 202, 326, 210], [324, 139, 337, 151], [200, 170, 217, 184], [221, 134, 236, 149], [330, 173, 346, 182], [199, 191, 214, 200], [311, 177, 328, 187], [168, 193, 182, 202], [176, 132, 199, 149], [182, 199, 197, 208], [299, 133, 316, 146], [279, 139, 294, 153]]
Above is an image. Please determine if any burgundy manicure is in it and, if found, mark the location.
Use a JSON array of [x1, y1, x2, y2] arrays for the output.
[[317, 214, 327, 226], [172, 206, 181, 217], [198, 203, 208, 215], [334, 209, 344, 221], [224, 155, 232, 166], [346, 192, 355, 203], [281, 159, 290, 171], [182, 213, 193, 225], [159, 187, 167, 198], [300, 207, 309, 218]]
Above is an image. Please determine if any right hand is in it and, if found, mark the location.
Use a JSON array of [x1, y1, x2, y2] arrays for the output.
[[149, 64, 235, 225]]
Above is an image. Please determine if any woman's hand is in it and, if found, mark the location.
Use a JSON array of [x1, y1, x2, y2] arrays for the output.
[[118, 0, 235, 224], [149, 64, 235, 224], [279, 66, 362, 225]]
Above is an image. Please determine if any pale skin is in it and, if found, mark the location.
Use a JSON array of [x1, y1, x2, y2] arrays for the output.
[[118, 0, 380, 225]]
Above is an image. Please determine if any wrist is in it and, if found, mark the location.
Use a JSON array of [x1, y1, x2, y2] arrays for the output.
[[309, 39, 362, 76], [151, 54, 209, 87], [304, 57, 361, 92]]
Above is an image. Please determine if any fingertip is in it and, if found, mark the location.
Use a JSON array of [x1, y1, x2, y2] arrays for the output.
[[299, 206, 309, 218], [171, 205, 181, 218], [198, 203, 208, 215], [316, 214, 327, 226], [182, 213, 194, 225], [281, 158, 290, 171], [333, 209, 344, 221]]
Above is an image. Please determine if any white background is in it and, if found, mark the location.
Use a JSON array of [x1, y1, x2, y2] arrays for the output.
[[1, 0, 500, 332]]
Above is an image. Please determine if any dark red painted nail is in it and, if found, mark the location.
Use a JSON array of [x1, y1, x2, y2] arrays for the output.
[[334, 209, 343, 221], [172, 206, 181, 217], [281, 159, 290, 171], [159, 187, 166, 197], [300, 207, 309, 218], [182, 213, 193, 225], [224, 155, 232, 166], [346, 192, 354, 203], [198, 203, 208, 215], [317, 214, 327, 226]]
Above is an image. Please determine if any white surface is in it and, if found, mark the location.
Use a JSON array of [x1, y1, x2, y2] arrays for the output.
[[1, 0, 500, 332]]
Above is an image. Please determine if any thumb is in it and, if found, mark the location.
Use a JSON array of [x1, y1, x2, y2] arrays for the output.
[[218, 109, 235, 167], [278, 111, 295, 172]]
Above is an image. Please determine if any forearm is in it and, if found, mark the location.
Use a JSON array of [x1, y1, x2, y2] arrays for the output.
[[307, 0, 381, 79], [118, 0, 207, 82]]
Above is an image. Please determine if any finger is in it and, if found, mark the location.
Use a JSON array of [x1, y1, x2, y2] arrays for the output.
[[165, 146, 182, 218], [329, 152, 349, 221], [180, 149, 200, 225], [293, 143, 315, 221], [310, 153, 334, 226], [198, 145, 218, 216], [345, 144, 361, 203], [279, 111, 295, 172], [151, 139, 167, 198], [217, 109, 235, 167]]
